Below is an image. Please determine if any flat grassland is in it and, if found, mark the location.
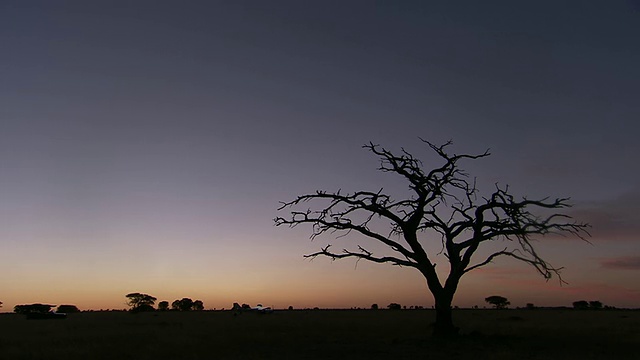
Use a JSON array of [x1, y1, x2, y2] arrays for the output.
[[0, 309, 638, 359]]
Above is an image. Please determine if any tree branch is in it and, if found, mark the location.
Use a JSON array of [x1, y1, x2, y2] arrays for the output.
[[304, 245, 417, 267]]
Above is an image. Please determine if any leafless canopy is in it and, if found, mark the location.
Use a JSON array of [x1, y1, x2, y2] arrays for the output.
[[275, 140, 590, 288]]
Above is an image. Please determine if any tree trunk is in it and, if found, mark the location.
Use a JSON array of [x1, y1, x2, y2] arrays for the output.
[[432, 292, 458, 338]]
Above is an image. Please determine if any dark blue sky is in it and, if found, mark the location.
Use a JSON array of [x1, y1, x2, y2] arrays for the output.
[[1, 1, 639, 309]]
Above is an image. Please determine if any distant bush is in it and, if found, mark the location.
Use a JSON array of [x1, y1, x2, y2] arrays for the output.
[[158, 301, 169, 311], [573, 300, 589, 310], [371, 304, 379, 310], [387, 303, 401, 310], [130, 304, 155, 313], [193, 300, 204, 311], [57, 305, 80, 313], [573, 300, 605, 310], [14, 304, 55, 315], [589, 301, 603, 309]]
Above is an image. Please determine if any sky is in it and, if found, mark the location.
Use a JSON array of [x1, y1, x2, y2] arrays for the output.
[[1, 1, 639, 311]]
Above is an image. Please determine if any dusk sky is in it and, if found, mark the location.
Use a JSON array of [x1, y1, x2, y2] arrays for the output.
[[1, 1, 639, 311]]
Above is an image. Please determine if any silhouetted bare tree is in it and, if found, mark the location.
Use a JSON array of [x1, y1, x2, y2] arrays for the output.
[[275, 140, 590, 337]]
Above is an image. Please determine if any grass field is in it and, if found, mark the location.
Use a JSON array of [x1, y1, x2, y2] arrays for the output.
[[0, 309, 638, 359]]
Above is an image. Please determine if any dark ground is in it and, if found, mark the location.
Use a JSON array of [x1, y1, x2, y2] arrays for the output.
[[0, 309, 638, 359]]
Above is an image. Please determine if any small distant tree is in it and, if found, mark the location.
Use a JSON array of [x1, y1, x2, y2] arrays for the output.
[[172, 298, 194, 311], [371, 303, 379, 310], [387, 303, 402, 310], [125, 293, 157, 312], [573, 300, 589, 309], [589, 301, 603, 309], [241, 304, 251, 310], [525, 303, 535, 310], [485, 296, 510, 309], [158, 301, 169, 311], [288, 305, 294, 310], [57, 305, 80, 313], [193, 300, 204, 311]]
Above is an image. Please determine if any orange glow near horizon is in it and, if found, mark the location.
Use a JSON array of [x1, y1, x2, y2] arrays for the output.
[[2, 248, 639, 312]]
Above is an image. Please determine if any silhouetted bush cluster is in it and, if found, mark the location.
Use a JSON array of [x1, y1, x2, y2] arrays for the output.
[[387, 303, 402, 310], [170, 298, 204, 311], [13, 303, 68, 319], [573, 300, 604, 310], [14, 303, 55, 315], [125, 293, 204, 312], [57, 305, 80, 313]]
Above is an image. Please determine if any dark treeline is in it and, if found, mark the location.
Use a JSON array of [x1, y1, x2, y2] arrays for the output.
[[7, 295, 620, 316], [125, 293, 204, 312]]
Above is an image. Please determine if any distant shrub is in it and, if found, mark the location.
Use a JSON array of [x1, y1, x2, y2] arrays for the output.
[[573, 300, 589, 310], [158, 301, 169, 311], [589, 301, 603, 310], [573, 300, 604, 310], [387, 303, 401, 310], [57, 305, 80, 313], [371, 304, 379, 310], [14, 304, 55, 315], [130, 304, 155, 313], [172, 298, 194, 311], [193, 300, 204, 311]]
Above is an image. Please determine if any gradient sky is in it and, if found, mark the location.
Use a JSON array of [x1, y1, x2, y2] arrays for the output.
[[1, 1, 639, 311]]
